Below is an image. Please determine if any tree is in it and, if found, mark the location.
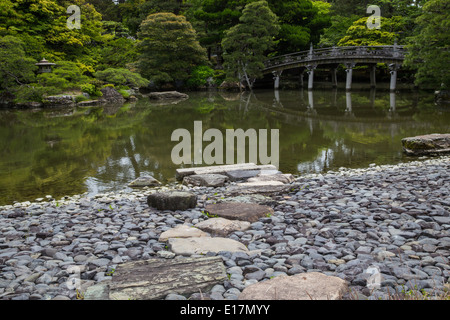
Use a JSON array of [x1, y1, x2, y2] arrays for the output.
[[137, 12, 207, 86], [337, 16, 407, 46], [404, 0, 450, 89], [192, 0, 251, 63], [267, 0, 331, 54], [0, 36, 37, 95], [222, 0, 279, 90], [94, 68, 150, 88]]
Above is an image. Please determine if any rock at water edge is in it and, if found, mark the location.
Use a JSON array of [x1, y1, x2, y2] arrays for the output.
[[128, 176, 161, 188]]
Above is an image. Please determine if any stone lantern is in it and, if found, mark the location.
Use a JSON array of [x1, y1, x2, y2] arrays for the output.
[[35, 58, 56, 74]]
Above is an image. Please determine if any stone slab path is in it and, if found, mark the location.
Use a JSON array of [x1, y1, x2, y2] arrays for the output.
[[204, 202, 274, 222], [194, 217, 251, 236], [86, 256, 227, 300], [238, 272, 348, 300], [168, 237, 249, 255], [175, 163, 277, 180], [158, 224, 209, 242]]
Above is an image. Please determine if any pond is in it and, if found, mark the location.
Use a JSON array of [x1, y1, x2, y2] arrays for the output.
[[0, 89, 449, 205]]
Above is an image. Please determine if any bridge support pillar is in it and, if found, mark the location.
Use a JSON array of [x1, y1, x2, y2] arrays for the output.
[[272, 70, 283, 90], [370, 64, 377, 88], [306, 64, 317, 90], [345, 63, 356, 91], [389, 63, 401, 92]]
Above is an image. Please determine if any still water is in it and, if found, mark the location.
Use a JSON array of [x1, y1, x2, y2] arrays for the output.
[[0, 89, 449, 205]]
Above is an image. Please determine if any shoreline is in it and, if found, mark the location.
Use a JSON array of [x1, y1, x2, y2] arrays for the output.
[[0, 156, 449, 300]]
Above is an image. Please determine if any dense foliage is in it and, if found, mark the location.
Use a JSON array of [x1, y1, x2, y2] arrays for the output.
[[0, 0, 447, 101]]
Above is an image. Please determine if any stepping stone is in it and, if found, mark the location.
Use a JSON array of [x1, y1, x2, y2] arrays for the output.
[[225, 170, 260, 181], [247, 173, 295, 184], [175, 163, 277, 180], [226, 181, 291, 195], [158, 224, 210, 242], [168, 237, 248, 255], [195, 218, 251, 236], [85, 256, 227, 300], [128, 176, 161, 188], [147, 191, 197, 211], [182, 174, 228, 187], [204, 202, 274, 222], [238, 272, 348, 300]]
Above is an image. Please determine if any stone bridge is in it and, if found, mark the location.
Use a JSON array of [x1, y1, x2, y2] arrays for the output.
[[263, 44, 405, 91]]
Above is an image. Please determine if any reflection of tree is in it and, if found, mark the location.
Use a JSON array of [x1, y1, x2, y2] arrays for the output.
[[1, 90, 448, 205]]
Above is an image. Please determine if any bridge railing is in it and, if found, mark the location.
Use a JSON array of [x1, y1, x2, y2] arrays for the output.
[[264, 45, 405, 70]]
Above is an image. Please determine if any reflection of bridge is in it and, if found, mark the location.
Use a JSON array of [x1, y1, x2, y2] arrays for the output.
[[271, 89, 400, 121], [263, 44, 405, 91]]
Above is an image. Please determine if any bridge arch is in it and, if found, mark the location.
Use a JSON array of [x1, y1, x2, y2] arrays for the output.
[[263, 44, 405, 91]]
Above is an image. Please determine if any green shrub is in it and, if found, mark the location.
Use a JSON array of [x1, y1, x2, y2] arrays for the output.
[[94, 68, 150, 88], [186, 65, 215, 88], [81, 83, 102, 97], [13, 85, 58, 103], [75, 94, 89, 102], [117, 89, 130, 98]]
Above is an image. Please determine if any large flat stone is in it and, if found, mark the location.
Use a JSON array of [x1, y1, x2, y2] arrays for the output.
[[225, 170, 260, 181], [194, 218, 251, 236], [147, 191, 197, 211], [168, 237, 248, 255], [402, 133, 450, 155], [175, 163, 277, 180], [182, 174, 228, 187], [158, 224, 210, 242], [238, 272, 348, 300], [204, 202, 274, 222], [107, 256, 226, 300], [226, 181, 291, 195], [247, 173, 295, 184]]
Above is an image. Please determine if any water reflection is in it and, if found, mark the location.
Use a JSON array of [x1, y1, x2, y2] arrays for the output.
[[0, 89, 448, 205]]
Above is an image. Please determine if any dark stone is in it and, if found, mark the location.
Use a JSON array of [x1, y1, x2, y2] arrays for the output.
[[100, 87, 125, 104], [147, 191, 197, 211]]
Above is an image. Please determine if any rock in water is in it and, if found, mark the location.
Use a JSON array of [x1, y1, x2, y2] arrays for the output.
[[147, 91, 188, 100], [402, 133, 450, 155], [147, 191, 197, 211], [238, 272, 348, 300], [128, 176, 161, 188]]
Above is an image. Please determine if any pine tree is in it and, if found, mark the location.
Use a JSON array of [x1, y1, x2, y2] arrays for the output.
[[221, 0, 279, 90]]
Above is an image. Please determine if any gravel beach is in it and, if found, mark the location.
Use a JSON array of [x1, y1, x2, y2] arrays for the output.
[[1, 156, 449, 300]]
